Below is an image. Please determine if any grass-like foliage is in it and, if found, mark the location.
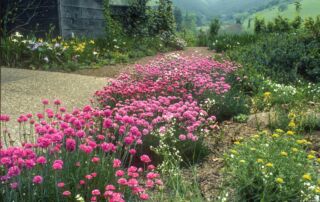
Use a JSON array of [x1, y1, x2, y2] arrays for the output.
[[223, 129, 320, 201]]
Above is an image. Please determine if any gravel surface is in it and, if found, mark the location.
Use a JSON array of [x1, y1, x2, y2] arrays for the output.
[[0, 67, 108, 141]]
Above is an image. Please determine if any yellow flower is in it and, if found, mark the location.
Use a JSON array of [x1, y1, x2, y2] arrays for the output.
[[316, 187, 320, 193], [287, 131, 294, 135], [317, 158, 320, 163], [263, 92, 271, 98], [89, 40, 95, 44], [291, 148, 299, 152], [272, 133, 279, 138], [234, 141, 241, 145], [38, 38, 43, 42], [275, 177, 284, 184], [296, 139, 307, 144], [288, 112, 296, 119], [252, 134, 260, 139], [280, 151, 288, 157], [250, 148, 256, 151], [310, 150, 316, 154], [288, 121, 296, 128], [239, 160, 246, 163], [307, 154, 315, 160], [230, 149, 238, 154], [266, 163, 273, 167], [302, 173, 312, 181], [257, 159, 264, 163], [275, 129, 284, 133]]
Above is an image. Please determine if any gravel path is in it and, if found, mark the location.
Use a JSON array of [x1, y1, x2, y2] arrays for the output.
[[0, 68, 108, 141]]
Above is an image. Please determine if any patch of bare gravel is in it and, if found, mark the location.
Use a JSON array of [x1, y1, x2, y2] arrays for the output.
[[0, 67, 108, 142]]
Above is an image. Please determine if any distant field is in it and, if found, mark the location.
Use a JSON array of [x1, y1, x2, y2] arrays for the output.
[[242, 0, 320, 32]]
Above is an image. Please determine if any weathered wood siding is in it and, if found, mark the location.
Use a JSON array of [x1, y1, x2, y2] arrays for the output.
[[58, 0, 106, 38]]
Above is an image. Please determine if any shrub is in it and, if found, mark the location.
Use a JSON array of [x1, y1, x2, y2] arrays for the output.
[[228, 32, 320, 83], [208, 18, 221, 42], [223, 130, 320, 201], [209, 33, 258, 52]]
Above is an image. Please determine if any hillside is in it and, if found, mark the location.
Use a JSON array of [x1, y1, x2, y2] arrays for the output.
[[242, 0, 320, 31], [172, 0, 295, 21]]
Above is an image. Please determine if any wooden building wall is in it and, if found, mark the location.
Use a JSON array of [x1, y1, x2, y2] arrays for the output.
[[58, 0, 106, 38], [2, 0, 131, 38]]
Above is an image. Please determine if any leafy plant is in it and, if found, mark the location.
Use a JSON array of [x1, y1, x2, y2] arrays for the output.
[[223, 130, 320, 201]]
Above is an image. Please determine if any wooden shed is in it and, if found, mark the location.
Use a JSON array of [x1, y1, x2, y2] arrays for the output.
[[1, 0, 130, 38]]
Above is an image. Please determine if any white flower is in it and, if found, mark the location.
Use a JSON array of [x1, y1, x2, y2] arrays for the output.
[[43, 57, 49, 63], [14, 32, 23, 38], [93, 51, 98, 55]]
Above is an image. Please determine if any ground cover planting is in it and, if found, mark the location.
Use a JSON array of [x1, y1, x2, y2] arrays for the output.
[[0, 54, 237, 201]]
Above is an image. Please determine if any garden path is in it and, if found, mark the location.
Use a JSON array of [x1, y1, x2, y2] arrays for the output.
[[0, 47, 213, 142]]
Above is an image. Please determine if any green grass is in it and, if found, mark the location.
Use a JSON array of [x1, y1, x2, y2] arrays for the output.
[[243, 0, 320, 32]]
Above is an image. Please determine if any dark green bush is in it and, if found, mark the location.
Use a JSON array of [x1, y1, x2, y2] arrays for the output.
[[228, 32, 320, 83]]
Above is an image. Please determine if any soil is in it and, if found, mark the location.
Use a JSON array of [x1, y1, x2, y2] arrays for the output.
[[185, 121, 259, 201]]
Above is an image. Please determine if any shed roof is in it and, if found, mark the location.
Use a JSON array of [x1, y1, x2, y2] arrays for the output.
[[110, 0, 158, 6]]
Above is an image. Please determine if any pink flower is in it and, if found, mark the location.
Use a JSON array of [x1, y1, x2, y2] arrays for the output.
[[128, 178, 138, 187], [128, 166, 137, 172], [179, 134, 186, 141], [103, 118, 113, 128], [146, 179, 154, 188], [54, 99, 62, 105], [105, 184, 116, 191], [52, 160, 63, 170], [79, 180, 85, 185], [117, 178, 127, 185], [139, 193, 149, 200], [10, 182, 18, 189], [140, 154, 151, 163], [62, 191, 71, 197], [91, 157, 100, 163], [147, 164, 155, 170], [36, 156, 47, 164], [116, 170, 125, 177], [86, 174, 93, 180], [33, 175, 43, 184], [92, 189, 101, 196], [113, 159, 121, 168], [91, 172, 97, 177], [57, 182, 65, 188], [7, 166, 21, 177], [129, 149, 136, 155], [66, 138, 76, 152], [42, 99, 49, 105]]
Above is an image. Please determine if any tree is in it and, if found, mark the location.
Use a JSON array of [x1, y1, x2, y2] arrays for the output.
[[254, 18, 266, 34], [294, 1, 302, 13], [1, 0, 41, 37], [208, 18, 220, 41], [127, 0, 149, 36], [153, 0, 175, 34], [174, 6, 183, 31]]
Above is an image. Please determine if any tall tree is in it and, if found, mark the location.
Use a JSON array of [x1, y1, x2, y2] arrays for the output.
[[174, 6, 183, 31]]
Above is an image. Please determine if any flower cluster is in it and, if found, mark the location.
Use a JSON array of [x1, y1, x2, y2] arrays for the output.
[[1, 54, 236, 201], [224, 129, 320, 201]]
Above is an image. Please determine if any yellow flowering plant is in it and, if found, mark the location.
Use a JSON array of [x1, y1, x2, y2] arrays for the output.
[[223, 129, 320, 201]]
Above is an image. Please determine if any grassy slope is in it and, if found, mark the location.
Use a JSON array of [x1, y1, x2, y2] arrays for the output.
[[242, 0, 320, 31]]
